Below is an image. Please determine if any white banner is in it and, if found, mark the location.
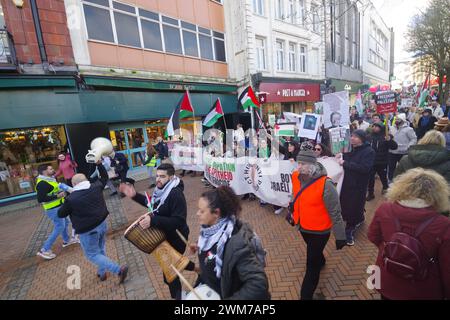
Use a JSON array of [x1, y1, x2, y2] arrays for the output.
[[204, 156, 345, 207]]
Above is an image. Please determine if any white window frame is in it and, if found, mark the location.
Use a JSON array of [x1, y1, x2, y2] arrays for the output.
[[253, 0, 264, 16], [288, 42, 296, 72], [81, 0, 226, 63], [299, 45, 307, 73], [276, 39, 285, 71], [311, 4, 319, 32], [255, 36, 267, 71], [275, 0, 284, 20], [298, 0, 305, 26], [288, 0, 295, 24]]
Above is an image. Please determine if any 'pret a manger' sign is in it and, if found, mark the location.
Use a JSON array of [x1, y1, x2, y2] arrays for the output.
[[259, 82, 320, 103]]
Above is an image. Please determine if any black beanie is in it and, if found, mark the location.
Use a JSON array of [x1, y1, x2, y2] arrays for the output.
[[352, 129, 367, 143]]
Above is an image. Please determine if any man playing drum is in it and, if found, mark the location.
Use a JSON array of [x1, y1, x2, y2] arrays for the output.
[[120, 163, 196, 300]]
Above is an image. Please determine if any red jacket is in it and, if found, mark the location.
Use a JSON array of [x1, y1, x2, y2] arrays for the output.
[[368, 202, 450, 300]]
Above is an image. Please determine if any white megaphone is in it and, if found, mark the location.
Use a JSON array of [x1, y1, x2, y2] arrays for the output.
[[85, 137, 115, 164]]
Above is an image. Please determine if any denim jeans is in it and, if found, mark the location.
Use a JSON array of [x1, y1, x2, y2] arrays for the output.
[[42, 206, 70, 252], [78, 220, 121, 276]]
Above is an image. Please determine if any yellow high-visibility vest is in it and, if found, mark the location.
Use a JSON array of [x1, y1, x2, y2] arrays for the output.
[[35, 178, 64, 210]]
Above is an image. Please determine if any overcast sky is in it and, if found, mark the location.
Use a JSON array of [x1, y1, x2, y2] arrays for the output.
[[371, 0, 430, 62]]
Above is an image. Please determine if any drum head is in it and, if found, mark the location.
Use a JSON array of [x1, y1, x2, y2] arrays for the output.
[[185, 284, 220, 300]]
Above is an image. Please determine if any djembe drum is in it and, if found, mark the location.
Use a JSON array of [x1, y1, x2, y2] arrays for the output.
[[124, 216, 190, 283]]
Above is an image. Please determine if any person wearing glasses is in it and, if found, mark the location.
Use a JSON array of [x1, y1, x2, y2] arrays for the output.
[[313, 143, 333, 159]]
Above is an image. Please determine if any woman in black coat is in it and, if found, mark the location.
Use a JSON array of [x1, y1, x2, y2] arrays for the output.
[[337, 130, 375, 246], [192, 186, 270, 300]]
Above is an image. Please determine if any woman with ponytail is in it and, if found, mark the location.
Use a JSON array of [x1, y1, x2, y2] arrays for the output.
[[191, 186, 270, 300]]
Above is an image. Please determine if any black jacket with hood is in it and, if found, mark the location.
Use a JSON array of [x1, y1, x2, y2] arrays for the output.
[[369, 124, 398, 165]]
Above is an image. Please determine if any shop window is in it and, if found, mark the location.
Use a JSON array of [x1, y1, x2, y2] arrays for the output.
[[0, 126, 67, 200], [83, 4, 114, 43]]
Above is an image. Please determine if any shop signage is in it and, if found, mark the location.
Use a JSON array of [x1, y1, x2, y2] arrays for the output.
[[375, 91, 398, 114], [259, 83, 321, 103]]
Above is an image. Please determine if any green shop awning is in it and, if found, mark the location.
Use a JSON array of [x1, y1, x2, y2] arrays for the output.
[[83, 76, 237, 94], [0, 76, 77, 89]]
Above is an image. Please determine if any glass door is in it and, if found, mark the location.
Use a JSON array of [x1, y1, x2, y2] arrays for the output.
[[127, 128, 146, 168], [110, 126, 148, 170]]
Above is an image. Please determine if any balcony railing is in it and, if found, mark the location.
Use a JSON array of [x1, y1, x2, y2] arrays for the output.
[[0, 29, 17, 70]]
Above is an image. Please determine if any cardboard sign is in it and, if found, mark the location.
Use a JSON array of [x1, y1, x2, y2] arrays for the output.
[[376, 91, 398, 114]]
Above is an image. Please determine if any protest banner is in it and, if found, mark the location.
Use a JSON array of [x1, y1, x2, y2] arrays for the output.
[[329, 126, 351, 155], [298, 113, 321, 140], [204, 156, 344, 207], [323, 91, 350, 129]]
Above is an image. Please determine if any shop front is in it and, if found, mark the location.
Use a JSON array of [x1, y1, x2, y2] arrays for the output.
[[109, 117, 203, 169], [0, 75, 237, 203], [258, 81, 321, 124], [0, 125, 68, 201]]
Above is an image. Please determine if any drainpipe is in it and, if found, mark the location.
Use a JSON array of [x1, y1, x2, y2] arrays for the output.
[[30, 0, 47, 64]]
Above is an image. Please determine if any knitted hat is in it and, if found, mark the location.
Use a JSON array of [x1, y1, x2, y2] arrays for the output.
[[296, 150, 317, 164], [352, 129, 368, 143]]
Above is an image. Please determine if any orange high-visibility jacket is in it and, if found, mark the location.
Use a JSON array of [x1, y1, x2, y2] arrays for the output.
[[291, 171, 332, 232]]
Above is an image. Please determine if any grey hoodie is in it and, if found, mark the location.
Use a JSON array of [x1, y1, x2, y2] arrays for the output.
[[389, 123, 417, 155], [297, 162, 346, 241]]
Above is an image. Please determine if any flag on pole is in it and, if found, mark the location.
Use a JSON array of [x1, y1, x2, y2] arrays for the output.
[[274, 123, 296, 137], [417, 72, 430, 107], [203, 98, 224, 127], [166, 91, 195, 137], [238, 86, 260, 111], [355, 90, 363, 114]]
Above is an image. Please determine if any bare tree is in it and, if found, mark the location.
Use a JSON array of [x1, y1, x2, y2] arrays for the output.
[[406, 0, 450, 104]]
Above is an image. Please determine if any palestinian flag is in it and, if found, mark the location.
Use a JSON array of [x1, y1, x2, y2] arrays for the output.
[[238, 86, 260, 111], [166, 91, 194, 137], [203, 98, 224, 127], [274, 123, 296, 137], [417, 73, 430, 107]]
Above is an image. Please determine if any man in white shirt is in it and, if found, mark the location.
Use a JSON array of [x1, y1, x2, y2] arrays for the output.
[[431, 97, 444, 119]]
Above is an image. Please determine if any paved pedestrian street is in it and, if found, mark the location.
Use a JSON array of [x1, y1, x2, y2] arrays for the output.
[[0, 175, 384, 300]]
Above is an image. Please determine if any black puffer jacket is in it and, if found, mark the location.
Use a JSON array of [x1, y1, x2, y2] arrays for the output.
[[220, 220, 270, 300], [369, 125, 398, 165]]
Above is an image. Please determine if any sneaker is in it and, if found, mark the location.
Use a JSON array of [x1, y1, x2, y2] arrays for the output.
[[274, 208, 284, 215], [97, 273, 108, 282], [37, 249, 56, 260], [346, 229, 355, 246], [366, 194, 375, 202], [62, 237, 80, 248], [118, 265, 128, 284]]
